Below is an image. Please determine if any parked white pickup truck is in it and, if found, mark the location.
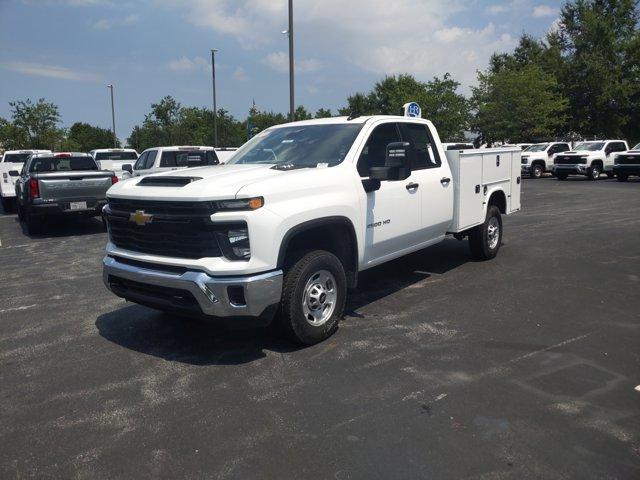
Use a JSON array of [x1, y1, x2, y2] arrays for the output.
[[613, 143, 640, 182], [553, 140, 628, 180], [1, 149, 51, 211], [521, 142, 571, 179], [103, 115, 521, 344], [90, 148, 139, 180]]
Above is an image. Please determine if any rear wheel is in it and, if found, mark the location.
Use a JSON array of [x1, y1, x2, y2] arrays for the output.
[[1, 196, 15, 213], [279, 250, 346, 345], [587, 164, 601, 180], [469, 205, 502, 261], [530, 163, 543, 179], [617, 173, 629, 182], [606, 172, 614, 179]]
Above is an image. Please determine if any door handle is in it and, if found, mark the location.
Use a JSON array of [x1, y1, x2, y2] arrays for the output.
[[440, 177, 451, 185], [406, 182, 419, 190]]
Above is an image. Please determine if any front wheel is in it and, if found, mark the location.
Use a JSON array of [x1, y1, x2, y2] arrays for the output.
[[469, 205, 502, 261], [530, 164, 543, 179], [556, 172, 568, 180], [587, 164, 601, 180], [279, 250, 346, 345]]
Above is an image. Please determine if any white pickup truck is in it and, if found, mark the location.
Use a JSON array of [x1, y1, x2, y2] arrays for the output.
[[521, 142, 571, 179], [553, 140, 629, 180], [103, 115, 521, 344], [613, 143, 640, 182], [1, 149, 51, 211], [90, 148, 139, 180]]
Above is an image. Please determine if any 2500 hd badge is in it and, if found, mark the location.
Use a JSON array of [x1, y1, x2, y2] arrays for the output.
[[367, 219, 391, 229]]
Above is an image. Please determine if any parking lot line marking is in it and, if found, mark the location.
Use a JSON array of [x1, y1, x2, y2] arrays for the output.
[[0, 304, 37, 314], [508, 333, 592, 364]]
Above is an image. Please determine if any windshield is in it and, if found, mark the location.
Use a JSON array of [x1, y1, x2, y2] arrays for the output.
[[29, 156, 98, 172], [95, 151, 137, 161], [2, 153, 31, 164], [574, 142, 604, 151], [524, 144, 549, 152], [632, 143, 640, 150], [228, 124, 363, 168]]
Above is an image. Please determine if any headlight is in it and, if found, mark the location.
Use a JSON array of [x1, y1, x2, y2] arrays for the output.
[[217, 197, 263, 211]]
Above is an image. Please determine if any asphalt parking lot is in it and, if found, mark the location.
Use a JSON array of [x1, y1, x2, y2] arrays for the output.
[[1, 176, 639, 479]]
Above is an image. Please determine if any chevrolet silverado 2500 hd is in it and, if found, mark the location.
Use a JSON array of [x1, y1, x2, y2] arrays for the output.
[[15, 152, 118, 234], [613, 143, 640, 182], [103, 115, 521, 345], [128, 146, 219, 178], [521, 142, 571, 179], [553, 140, 628, 180], [90, 148, 139, 180], [1, 149, 51, 212]]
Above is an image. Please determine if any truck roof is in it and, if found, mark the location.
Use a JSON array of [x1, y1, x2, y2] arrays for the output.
[[144, 145, 215, 151], [31, 152, 92, 158], [90, 148, 138, 153], [3, 149, 51, 155], [270, 115, 434, 128]]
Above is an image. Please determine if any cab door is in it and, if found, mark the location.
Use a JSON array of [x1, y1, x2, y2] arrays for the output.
[[398, 122, 453, 241], [357, 122, 423, 264]]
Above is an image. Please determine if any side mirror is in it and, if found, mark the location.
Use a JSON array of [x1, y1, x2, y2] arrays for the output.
[[8, 170, 19, 177], [121, 164, 133, 174], [369, 142, 413, 181]]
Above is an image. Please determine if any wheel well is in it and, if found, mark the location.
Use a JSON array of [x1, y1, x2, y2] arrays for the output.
[[532, 160, 545, 169], [488, 190, 507, 214], [591, 160, 603, 168], [278, 218, 358, 288]]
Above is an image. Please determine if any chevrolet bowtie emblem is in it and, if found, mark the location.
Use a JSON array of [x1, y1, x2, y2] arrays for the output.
[[129, 210, 153, 226]]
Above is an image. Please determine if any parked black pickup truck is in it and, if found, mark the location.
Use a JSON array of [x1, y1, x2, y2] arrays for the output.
[[14, 152, 118, 234]]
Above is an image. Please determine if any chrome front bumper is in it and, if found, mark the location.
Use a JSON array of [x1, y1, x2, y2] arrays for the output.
[[103, 255, 283, 318]]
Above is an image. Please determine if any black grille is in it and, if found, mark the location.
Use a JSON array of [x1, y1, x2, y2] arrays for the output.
[[615, 155, 640, 165], [108, 275, 200, 312], [106, 199, 242, 259], [555, 156, 586, 165], [521, 158, 528, 164]]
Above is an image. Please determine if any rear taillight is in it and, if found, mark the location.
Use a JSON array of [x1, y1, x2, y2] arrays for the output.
[[29, 178, 39, 198], [111, 176, 118, 185]]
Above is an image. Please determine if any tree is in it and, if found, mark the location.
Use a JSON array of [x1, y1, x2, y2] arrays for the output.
[[339, 74, 470, 140], [7, 98, 64, 149], [314, 108, 333, 118], [557, 0, 640, 139], [294, 105, 313, 121], [65, 122, 119, 151], [471, 64, 569, 144], [0, 116, 28, 150]]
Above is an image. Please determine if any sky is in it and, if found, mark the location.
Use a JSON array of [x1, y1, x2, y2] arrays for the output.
[[0, 0, 563, 144]]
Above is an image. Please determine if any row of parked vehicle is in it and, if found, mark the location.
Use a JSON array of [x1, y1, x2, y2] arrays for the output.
[[0, 146, 238, 233], [519, 140, 640, 181]]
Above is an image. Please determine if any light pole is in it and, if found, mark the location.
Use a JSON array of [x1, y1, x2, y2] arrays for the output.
[[282, 0, 294, 121], [107, 84, 116, 147], [211, 49, 218, 148]]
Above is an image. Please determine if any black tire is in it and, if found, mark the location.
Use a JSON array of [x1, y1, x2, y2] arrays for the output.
[[1, 196, 14, 213], [606, 172, 614, 179], [587, 164, 601, 180], [616, 173, 628, 182], [556, 172, 568, 181], [26, 213, 42, 235], [279, 250, 346, 345], [469, 205, 502, 261], [530, 163, 543, 179], [17, 203, 25, 221]]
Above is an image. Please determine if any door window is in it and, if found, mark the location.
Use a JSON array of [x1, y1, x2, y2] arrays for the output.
[[357, 123, 401, 177], [556, 144, 570, 153], [144, 150, 157, 169], [399, 123, 441, 169], [134, 152, 148, 170]]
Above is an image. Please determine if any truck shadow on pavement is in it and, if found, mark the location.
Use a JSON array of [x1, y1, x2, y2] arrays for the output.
[[95, 238, 472, 366], [15, 216, 105, 238]]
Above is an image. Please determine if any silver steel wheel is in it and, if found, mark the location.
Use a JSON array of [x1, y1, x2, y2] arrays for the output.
[[302, 269, 337, 326], [487, 216, 500, 250]]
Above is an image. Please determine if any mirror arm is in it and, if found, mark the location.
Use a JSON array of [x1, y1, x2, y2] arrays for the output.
[[361, 178, 381, 193]]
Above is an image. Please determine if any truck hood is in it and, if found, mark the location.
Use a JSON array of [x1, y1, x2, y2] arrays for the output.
[[563, 151, 599, 156], [107, 163, 308, 201]]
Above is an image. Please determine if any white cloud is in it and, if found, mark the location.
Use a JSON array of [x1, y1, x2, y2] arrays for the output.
[[232, 66, 248, 81], [486, 4, 509, 15], [91, 13, 139, 30], [156, 0, 519, 89], [1, 61, 103, 82], [262, 51, 322, 74], [532, 5, 558, 18], [168, 56, 209, 72]]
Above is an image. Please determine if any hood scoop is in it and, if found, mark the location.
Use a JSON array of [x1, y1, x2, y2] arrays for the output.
[[137, 176, 202, 187]]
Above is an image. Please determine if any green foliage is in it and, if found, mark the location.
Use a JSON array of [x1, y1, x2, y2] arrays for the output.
[[471, 64, 568, 143], [294, 105, 313, 121], [65, 122, 119, 151], [6, 98, 64, 149], [314, 108, 333, 118], [340, 74, 470, 141]]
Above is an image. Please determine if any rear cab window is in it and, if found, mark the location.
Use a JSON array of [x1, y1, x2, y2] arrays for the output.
[[29, 156, 98, 172], [2, 153, 32, 164], [399, 122, 441, 170], [159, 150, 218, 168], [95, 151, 138, 161]]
